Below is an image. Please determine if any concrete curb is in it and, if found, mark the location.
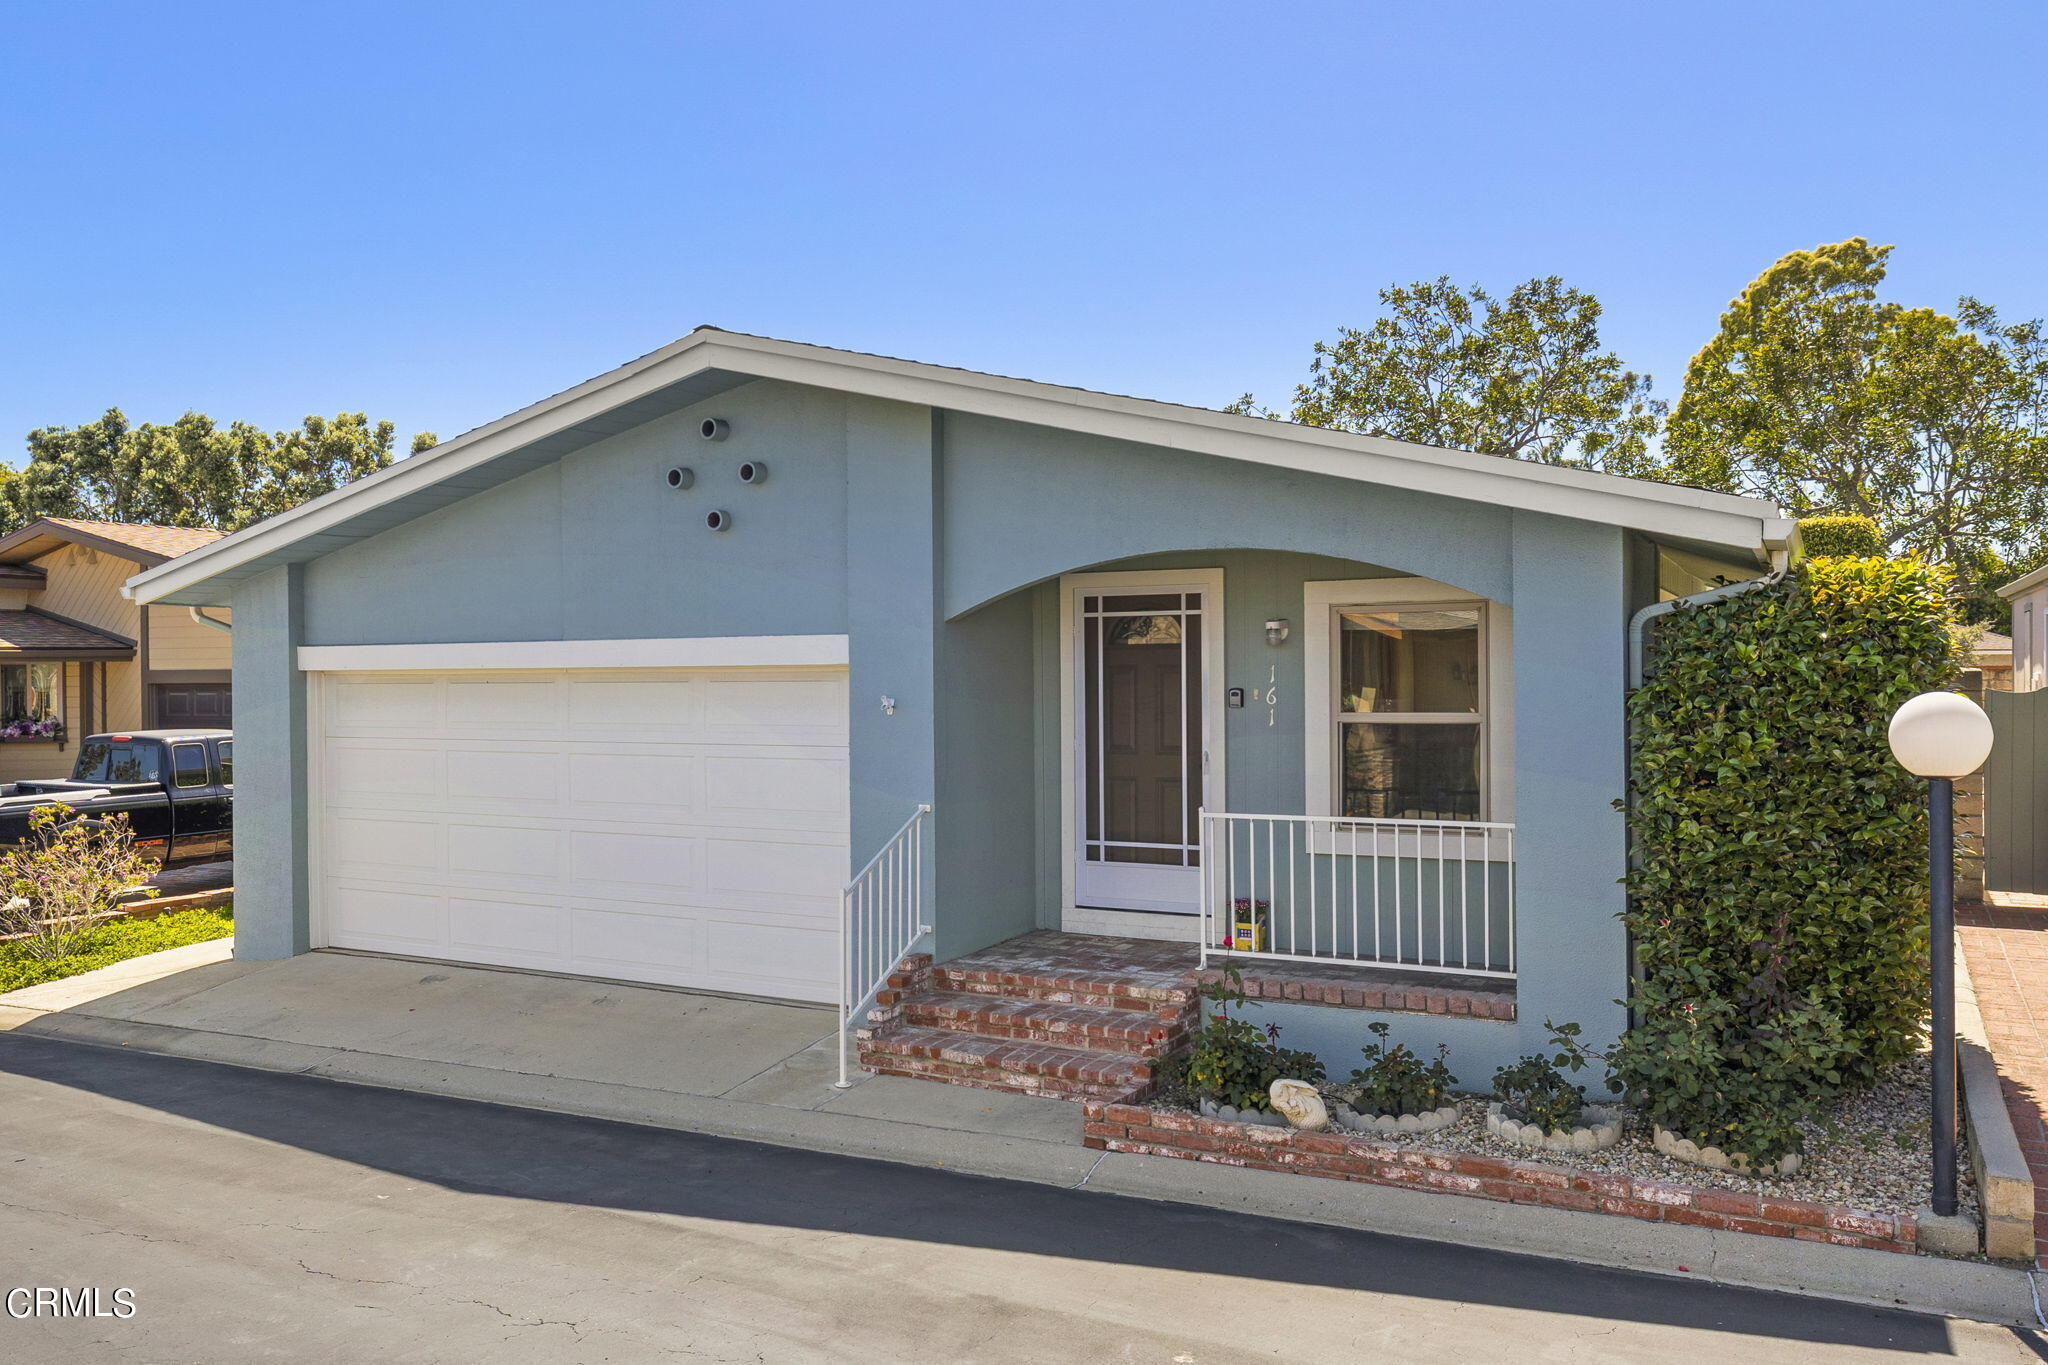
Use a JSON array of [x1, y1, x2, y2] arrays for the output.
[[4, 1004, 2043, 1328], [1955, 932, 2037, 1261]]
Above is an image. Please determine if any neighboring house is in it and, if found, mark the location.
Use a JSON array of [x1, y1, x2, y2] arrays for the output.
[[126, 328, 1792, 1080], [2002, 564, 2048, 691], [1970, 630, 2014, 692], [0, 518, 230, 784]]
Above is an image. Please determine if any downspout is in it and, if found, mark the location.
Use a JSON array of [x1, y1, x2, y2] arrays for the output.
[[188, 606, 232, 634]]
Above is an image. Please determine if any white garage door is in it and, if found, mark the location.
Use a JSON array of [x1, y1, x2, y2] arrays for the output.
[[311, 666, 849, 1002]]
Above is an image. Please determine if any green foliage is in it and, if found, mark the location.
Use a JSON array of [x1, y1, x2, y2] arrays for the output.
[[0, 906, 233, 993], [1798, 514, 1883, 559], [1617, 557, 1958, 1162], [1347, 1021, 1457, 1118], [9, 408, 436, 534], [1666, 239, 2048, 620], [1232, 276, 1664, 475], [1491, 1019, 1607, 1135], [0, 807, 159, 959], [1180, 962, 1325, 1112]]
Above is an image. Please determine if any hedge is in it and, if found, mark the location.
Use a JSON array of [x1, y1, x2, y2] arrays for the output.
[[1797, 514, 1883, 558], [1615, 556, 1958, 1161]]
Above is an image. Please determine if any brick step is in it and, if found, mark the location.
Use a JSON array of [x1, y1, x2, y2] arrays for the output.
[[857, 1024, 1154, 1100], [898, 991, 1176, 1056], [929, 963, 1196, 1014]]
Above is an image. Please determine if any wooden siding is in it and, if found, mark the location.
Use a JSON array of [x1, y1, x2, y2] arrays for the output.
[[145, 604, 232, 672], [30, 544, 141, 638]]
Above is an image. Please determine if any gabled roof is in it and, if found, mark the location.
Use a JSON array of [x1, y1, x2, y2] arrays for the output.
[[0, 516, 225, 568], [125, 327, 1796, 607]]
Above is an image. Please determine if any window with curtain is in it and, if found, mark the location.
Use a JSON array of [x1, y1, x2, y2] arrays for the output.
[[0, 662, 64, 736]]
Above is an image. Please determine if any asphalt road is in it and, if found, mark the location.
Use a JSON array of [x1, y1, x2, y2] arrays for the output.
[[0, 1035, 2040, 1364]]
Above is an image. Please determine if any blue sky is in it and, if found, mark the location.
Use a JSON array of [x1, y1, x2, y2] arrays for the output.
[[4, 2, 2043, 458]]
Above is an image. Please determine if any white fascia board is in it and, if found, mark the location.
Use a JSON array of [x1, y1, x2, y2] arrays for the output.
[[1999, 564, 2048, 600], [296, 634, 850, 673], [131, 329, 1791, 604]]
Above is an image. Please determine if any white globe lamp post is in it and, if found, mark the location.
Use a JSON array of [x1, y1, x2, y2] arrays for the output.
[[1887, 690, 1994, 1218]]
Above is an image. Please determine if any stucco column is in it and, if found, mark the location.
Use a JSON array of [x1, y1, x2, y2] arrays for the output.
[[229, 564, 311, 959], [1508, 512, 1629, 1061], [844, 398, 940, 871]]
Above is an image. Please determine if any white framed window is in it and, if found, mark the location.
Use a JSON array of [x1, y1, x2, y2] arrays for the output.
[[1303, 578, 1513, 830]]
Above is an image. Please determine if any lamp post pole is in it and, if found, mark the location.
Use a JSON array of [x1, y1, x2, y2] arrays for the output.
[[1928, 774, 1958, 1218]]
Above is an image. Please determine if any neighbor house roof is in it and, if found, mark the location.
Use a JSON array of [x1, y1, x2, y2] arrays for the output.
[[0, 609, 134, 657], [1972, 630, 2013, 664], [125, 327, 1798, 607], [0, 516, 225, 569]]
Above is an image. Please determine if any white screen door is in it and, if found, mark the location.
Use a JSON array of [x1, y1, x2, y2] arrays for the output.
[[1074, 586, 1209, 913]]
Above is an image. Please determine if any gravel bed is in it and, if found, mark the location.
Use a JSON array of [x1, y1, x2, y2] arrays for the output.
[[1153, 1055, 1974, 1221]]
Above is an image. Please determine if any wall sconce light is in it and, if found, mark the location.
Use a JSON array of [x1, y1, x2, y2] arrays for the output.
[[1265, 618, 1291, 647]]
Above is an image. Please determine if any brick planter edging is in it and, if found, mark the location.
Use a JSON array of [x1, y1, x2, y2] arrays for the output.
[[1082, 1099, 1919, 1255], [1195, 966, 1515, 1021]]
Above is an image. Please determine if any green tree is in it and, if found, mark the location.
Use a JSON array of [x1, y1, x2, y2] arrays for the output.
[[1233, 276, 1665, 475], [7, 410, 436, 534], [1665, 239, 2048, 618]]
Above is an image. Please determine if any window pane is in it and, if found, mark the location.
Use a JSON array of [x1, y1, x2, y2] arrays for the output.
[[218, 741, 233, 785], [172, 743, 209, 788], [1342, 723, 1481, 820], [1340, 608, 1480, 714]]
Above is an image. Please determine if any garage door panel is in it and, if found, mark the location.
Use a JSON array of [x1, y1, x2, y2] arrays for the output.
[[449, 896, 566, 960], [568, 905, 701, 973], [328, 815, 440, 875], [446, 749, 566, 806], [570, 829, 699, 892], [318, 664, 848, 1002], [567, 752, 696, 810], [445, 679, 564, 728], [332, 678, 442, 730], [327, 884, 445, 949], [329, 743, 444, 801], [446, 823, 567, 880], [707, 920, 834, 994], [703, 753, 846, 817], [566, 678, 699, 731]]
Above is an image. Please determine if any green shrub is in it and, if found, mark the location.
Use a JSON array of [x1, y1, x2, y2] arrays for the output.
[[1796, 514, 1883, 558], [1491, 1019, 1607, 1135], [1617, 556, 1958, 1161], [1180, 962, 1324, 1112], [1347, 1022, 1457, 1118], [0, 906, 233, 993]]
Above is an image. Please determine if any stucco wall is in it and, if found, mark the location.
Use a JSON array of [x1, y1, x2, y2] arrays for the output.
[[232, 378, 1637, 1054], [300, 379, 852, 646]]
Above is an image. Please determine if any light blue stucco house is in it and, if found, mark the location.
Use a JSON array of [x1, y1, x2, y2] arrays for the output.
[[125, 328, 1794, 1091]]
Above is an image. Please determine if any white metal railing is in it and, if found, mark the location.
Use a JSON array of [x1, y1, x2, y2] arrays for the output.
[[1198, 810, 1515, 979], [836, 803, 932, 1088]]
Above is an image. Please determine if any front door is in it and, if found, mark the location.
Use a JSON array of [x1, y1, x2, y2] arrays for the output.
[[1073, 583, 1211, 913]]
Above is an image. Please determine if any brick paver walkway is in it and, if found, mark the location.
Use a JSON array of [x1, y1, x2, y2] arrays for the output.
[[1956, 902, 2048, 1268]]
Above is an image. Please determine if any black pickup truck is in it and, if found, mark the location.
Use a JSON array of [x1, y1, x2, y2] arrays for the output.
[[0, 730, 233, 864]]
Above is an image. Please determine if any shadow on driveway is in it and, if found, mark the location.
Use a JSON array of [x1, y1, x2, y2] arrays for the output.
[[0, 1032, 1993, 1354]]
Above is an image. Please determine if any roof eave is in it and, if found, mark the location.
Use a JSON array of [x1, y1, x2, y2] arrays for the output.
[[127, 329, 1792, 606]]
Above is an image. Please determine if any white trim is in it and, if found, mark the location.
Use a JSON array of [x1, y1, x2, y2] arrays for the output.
[[295, 634, 850, 673], [1058, 568, 1226, 923], [1302, 578, 1514, 845], [128, 329, 1792, 606]]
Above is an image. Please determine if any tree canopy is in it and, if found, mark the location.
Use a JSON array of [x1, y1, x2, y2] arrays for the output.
[[1664, 238, 2048, 619], [2, 411, 437, 535], [1230, 275, 1665, 476]]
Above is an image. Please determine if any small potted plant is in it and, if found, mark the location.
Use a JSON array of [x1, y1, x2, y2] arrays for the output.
[[1181, 961, 1323, 1126], [1485, 1019, 1622, 1153], [1223, 898, 1269, 952], [1333, 1022, 1461, 1135]]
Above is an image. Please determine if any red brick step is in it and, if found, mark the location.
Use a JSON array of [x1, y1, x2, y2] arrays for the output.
[[858, 1025, 1155, 1100], [899, 990, 1174, 1056]]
